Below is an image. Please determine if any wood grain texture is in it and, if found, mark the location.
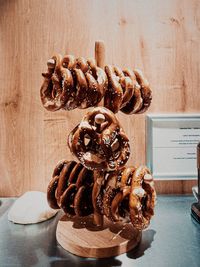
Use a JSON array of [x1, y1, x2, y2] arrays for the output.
[[56, 215, 141, 258], [0, 0, 199, 196]]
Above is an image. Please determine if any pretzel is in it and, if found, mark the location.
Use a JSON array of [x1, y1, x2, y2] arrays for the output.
[[40, 54, 152, 114], [40, 54, 108, 111], [61, 55, 107, 110], [133, 69, 152, 113], [47, 160, 156, 229], [104, 66, 135, 113], [109, 167, 135, 222], [68, 107, 130, 171], [121, 69, 152, 114], [118, 166, 156, 229], [120, 69, 143, 114], [92, 166, 156, 230], [102, 170, 124, 221], [40, 54, 72, 111], [129, 166, 156, 230], [93, 167, 132, 223], [104, 65, 152, 114], [47, 160, 94, 217]]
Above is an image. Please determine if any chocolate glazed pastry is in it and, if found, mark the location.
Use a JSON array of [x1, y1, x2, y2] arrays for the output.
[[67, 107, 130, 171], [47, 160, 94, 217]]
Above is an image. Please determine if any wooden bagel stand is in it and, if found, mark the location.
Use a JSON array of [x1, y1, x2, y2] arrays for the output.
[[56, 41, 142, 258]]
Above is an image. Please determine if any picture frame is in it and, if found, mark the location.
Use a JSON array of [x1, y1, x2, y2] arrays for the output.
[[146, 114, 200, 180]]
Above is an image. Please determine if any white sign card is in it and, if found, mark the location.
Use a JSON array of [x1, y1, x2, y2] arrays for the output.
[[146, 114, 200, 180]]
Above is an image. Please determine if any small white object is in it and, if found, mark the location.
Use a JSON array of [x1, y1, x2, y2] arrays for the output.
[[79, 121, 91, 129], [8, 191, 58, 224], [94, 114, 105, 124], [47, 58, 56, 68], [144, 173, 153, 182], [133, 187, 145, 198]]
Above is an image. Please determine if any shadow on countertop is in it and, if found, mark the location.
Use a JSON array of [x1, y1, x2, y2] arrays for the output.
[[127, 229, 156, 259], [50, 256, 122, 267], [0, 200, 156, 267], [50, 229, 156, 267]]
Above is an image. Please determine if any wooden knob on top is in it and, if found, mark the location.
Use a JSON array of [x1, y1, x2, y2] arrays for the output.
[[47, 58, 56, 69], [94, 114, 106, 124], [144, 173, 153, 182]]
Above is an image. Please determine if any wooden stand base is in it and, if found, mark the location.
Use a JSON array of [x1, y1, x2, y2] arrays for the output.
[[56, 215, 141, 258]]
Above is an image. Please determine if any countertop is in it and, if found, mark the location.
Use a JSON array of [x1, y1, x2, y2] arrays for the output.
[[0, 196, 200, 267]]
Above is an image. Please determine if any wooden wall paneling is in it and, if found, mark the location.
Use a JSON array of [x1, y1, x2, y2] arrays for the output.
[[0, 0, 199, 196]]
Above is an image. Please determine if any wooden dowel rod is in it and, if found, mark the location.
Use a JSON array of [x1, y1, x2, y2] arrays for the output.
[[95, 40, 105, 68], [93, 170, 104, 227], [93, 212, 104, 227], [93, 41, 106, 226], [95, 40, 106, 108]]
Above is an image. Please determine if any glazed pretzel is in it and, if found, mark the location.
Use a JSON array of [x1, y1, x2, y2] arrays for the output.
[[103, 167, 134, 222], [105, 65, 152, 114], [47, 160, 156, 229], [62, 55, 108, 110], [92, 166, 156, 230], [92, 168, 131, 223], [129, 166, 156, 230], [121, 69, 152, 114], [40, 54, 152, 114], [40, 54, 72, 111], [40, 55, 108, 111], [47, 160, 94, 217], [104, 65, 135, 113], [43, 52, 155, 231], [68, 107, 130, 171]]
